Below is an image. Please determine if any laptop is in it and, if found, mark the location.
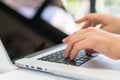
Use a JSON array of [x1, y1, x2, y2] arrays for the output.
[[1, 1, 120, 80]]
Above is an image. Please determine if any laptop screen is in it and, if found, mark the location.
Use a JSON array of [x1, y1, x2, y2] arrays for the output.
[[0, 14, 58, 61], [0, 0, 59, 60], [0, 0, 89, 61]]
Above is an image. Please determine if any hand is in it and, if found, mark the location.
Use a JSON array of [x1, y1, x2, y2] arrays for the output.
[[76, 13, 120, 34], [63, 27, 120, 60]]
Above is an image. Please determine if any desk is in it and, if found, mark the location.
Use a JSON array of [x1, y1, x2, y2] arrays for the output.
[[0, 68, 74, 80]]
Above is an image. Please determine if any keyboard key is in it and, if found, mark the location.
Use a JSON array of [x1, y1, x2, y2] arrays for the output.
[[75, 60, 85, 66]]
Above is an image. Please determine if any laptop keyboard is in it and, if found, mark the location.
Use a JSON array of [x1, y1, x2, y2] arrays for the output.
[[37, 49, 98, 66]]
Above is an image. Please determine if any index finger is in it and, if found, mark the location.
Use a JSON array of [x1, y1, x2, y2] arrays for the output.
[[75, 16, 87, 23], [75, 13, 103, 24]]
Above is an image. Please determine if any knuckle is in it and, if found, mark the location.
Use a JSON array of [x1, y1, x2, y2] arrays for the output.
[[68, 42, 73, 47], [69, 38, 75, 44], [69, 37, 78, 44], [73, 43, 79, 50]]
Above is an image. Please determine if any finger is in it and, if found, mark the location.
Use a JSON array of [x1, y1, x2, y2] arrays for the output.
[[62, 31, 80, 43], [75, 16, 88, 23], [64, 42, 73, 58], [70, 40, 87, 60], [67, 34, 92, 59], [82, 19, 101, 29], [70, 28, 99, 60], [66, 31, 90, 46], [64, 27, 97, 58], [63, 29, 87, 43], [64, 34, 87, 58], [75, 13, 96, 24], [82, 21, 91, 29], [64, 29, 89, 57], [62, 36, 70, 43], [77, 13, 103, 28], [92, 21, 100, 27]]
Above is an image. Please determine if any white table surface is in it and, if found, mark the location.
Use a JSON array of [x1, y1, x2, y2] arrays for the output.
[[0, 68, 75, 80]]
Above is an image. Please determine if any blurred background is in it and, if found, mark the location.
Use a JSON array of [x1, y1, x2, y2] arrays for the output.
[[1, 0, 120, 34], [1, 0, 120, 33], [96, 0, 120, 17]]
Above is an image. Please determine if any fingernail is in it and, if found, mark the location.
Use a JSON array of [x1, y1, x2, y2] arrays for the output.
[[62, 38, 66, 42]]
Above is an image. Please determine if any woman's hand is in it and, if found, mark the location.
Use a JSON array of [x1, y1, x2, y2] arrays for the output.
[[63, 27, 120, 60], [76, 13, 120, 34]]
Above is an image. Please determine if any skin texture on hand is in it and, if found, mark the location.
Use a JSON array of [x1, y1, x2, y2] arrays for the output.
[[63, 27, 120, 60], [75, 13, 120, 34], [63, 13, 120, 60]]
